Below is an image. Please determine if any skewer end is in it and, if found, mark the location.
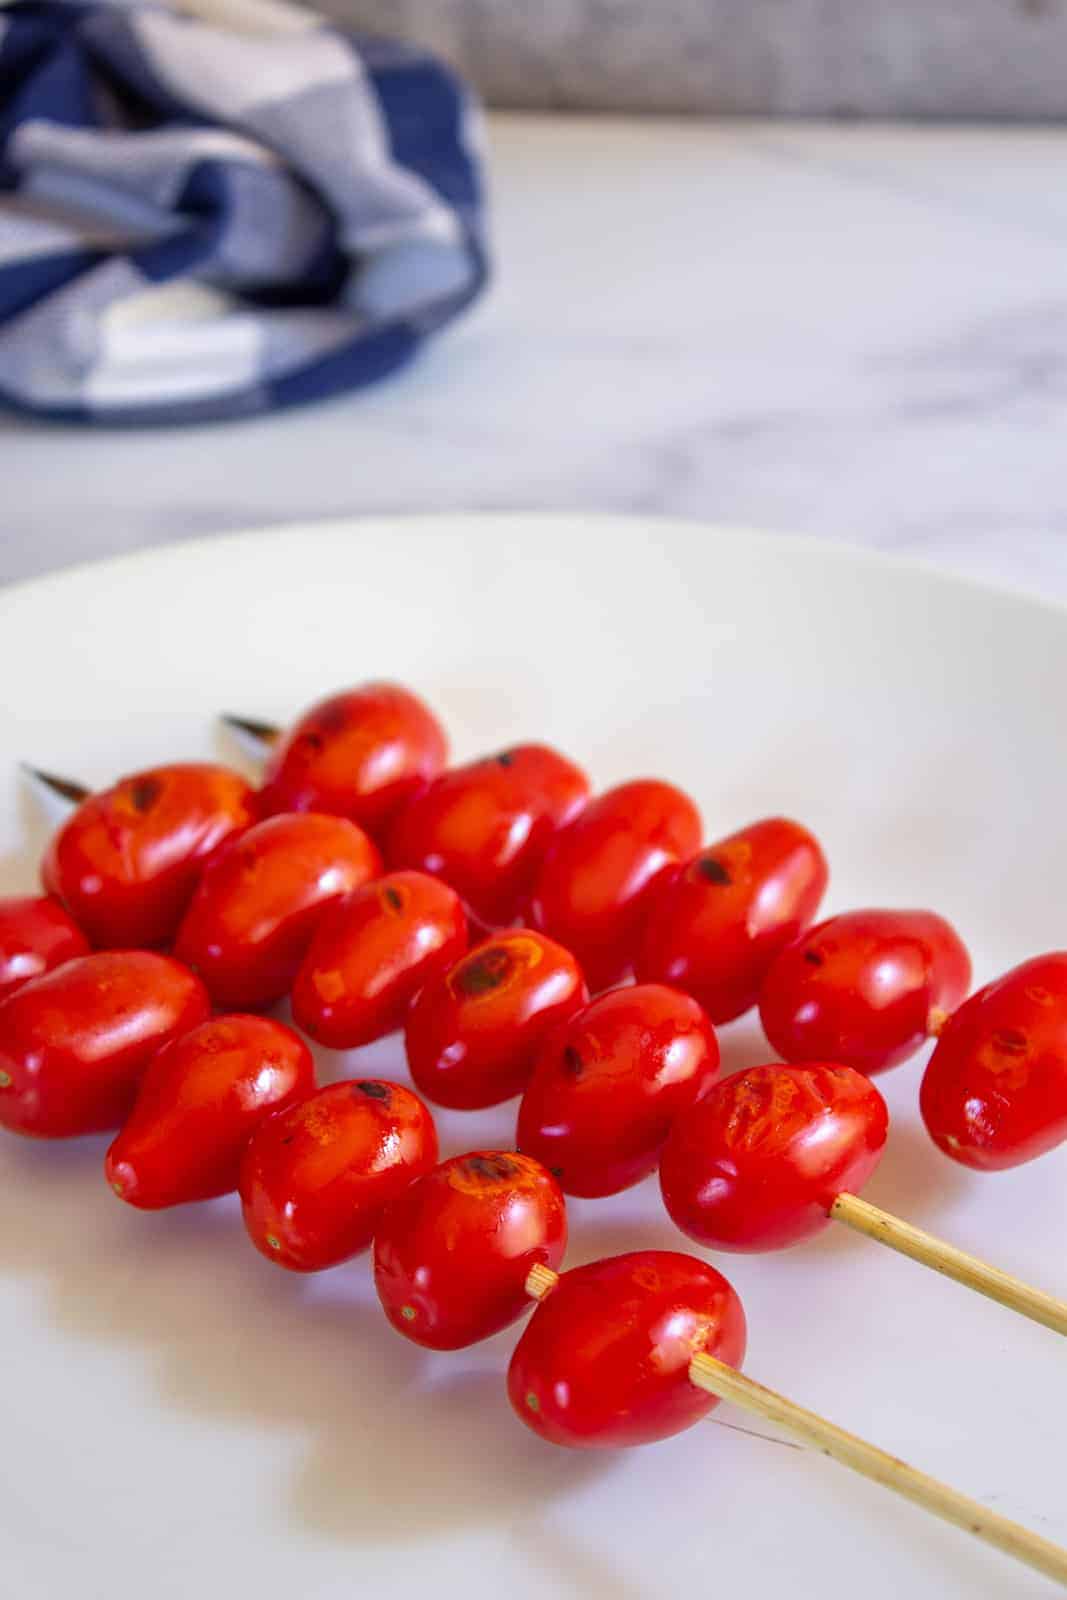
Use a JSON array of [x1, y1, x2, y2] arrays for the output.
[[525, 1262, 560, 1301], [219, 713, 280, 748], [19, 765, 91, 806]]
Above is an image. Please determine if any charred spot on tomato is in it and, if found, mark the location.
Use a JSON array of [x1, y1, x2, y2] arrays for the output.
[[562, 1045, 583, 1079], [462, 1153, 519, 1184], [549, 1165, 564, 1179], [696, 856, 731, 886], [280, 1133, 296, 1145], [803, 949, 825, 967], [495, 751, 515, 767], [355, 1080, 391, 1101], [0, 1070, 11, 1090], [452, 945, 513, 998], [129, 776, 162, 814], [992, 1028, 1029, 1058], [383, 885, 404, 912], [301, 731, 325, 753], [266, 1234, 281, 1251]]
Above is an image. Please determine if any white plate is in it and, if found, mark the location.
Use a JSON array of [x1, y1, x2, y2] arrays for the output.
[[0, 515, 1063, 1600]]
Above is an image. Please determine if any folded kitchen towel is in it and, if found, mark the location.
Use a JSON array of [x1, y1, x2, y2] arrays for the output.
[[0, 0, 488, 421]]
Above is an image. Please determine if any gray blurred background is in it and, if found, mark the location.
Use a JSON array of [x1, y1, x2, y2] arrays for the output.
[[320, 0, 1067, 116]]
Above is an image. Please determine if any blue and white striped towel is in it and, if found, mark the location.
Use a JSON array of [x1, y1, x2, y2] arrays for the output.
[[0, 0, 488, 421]]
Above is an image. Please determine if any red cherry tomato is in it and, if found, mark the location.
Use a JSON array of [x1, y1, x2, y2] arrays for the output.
[[405, 930, 587, 1109], [0, 894, 89, 1002], [291, 871, 467, 1049], [0, 952, 209, 1138], [174, 812, 381, 1010], [530, 779, 702, 991], [257, 683, 447, 839], [105, 1015, 314, 1209], [921, 953, 1067, 1171], [42, 763, 255, 948], [758, 908, 971, 1075], [517, 984, 720, 1197], [387, 744, 590, 926], [660, 1062, 888, 1251], [636, 817, 829, 1023], [240, 1079, 437, 1270], [374, 1151, 566, 1348], [508, 1251, 746, 1449]]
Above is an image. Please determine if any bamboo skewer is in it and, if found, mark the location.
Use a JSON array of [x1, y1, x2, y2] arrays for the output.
[[220, 713, 280, 747], [830, 1192, 1067, 1336], [525, 1266, 1067, 1590]]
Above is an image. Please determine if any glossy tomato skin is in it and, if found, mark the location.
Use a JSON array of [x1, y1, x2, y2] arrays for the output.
[[174, 813, 381, 1010], [257, 683, 448, 839], [0, 895, 89, 1002], [405, 930, 587, 1110], [518, 984, 720, 1197], [106, 1015, 314, 1209], [636, 817, 829, 1024], [530, 779, 702, 992], [387, 744, 590, 926], [291, 871, 467, 1049], [660, 1062, 888, 1251], [759, 908, 971, 1075], [920, 953, 1067, 1171], [42, 763, 255, 949], [0, 952, 209, 1138], [509, 1251, 746, 1449], [240, 1079, 437, 1270], [374, 1151, 566, 1348]]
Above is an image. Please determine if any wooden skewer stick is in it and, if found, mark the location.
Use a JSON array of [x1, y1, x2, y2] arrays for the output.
[[524, 1266, 1067, 1589], [219, 713, 281, 748], [19, 765, 90, 806], [830, 1192, 1067, 1337]]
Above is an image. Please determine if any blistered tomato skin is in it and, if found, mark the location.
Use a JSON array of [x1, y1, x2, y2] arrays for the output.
[[387, 744, 590, 927], [0, 895, 89, 1001], [105, 1015, 315, 1209], [530, 780, 703, 992], [0, 952, 209, 1138], [42, 763, 255, 949], [405, 930, 588, 1110], [758, 908, 971, 1076], [517, 984, 720, 1197], [374, 1152, 566, 1348], [292, 872, 467, 1049], [240, 1079, 437, 1270], [921, 953, 1067, 1171], [636, 818, 829, 1024], [257, 683, 447, 839], [660, 1062, 889, 1251], [508, 1251, 746, 1449], [174, 812, 381, 1010]]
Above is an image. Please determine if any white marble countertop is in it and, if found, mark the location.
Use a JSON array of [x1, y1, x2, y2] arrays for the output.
[[3, 114, 1067, 598]]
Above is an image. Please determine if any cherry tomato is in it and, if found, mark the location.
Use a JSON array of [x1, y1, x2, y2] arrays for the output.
[[530, 779, 702, 991], [387, 744, 590, 926], [0, 952, 209, 1138], [291, 871, 467, 1049], [42, 763, 255, 949], [758, 908, 971, 1075], [257, 683, 447, 839], [660, 1062, 888, 1251], [405, 930, 587, 1110], [508, 1250, 746, 1449], [374, 1151, 566, 1348], [106, 1015, 314, 1209], [174, 812, 381, 1010], [636, 817, 828, 1023], [921, 953, 1067, 1171], [240, 1079, 437, 1270], [0, 894, 89, 1002], [517, 984, 719, 1197]]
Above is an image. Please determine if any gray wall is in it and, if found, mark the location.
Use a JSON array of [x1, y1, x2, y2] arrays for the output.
[[323, 0, 1067, 117]]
